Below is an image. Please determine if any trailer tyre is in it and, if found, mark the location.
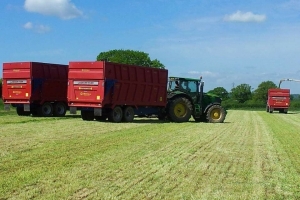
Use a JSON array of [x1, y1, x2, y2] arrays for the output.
[[95, 116, 107, 121], [16, 107, 31, 116], [53, 102, 67, 117], [108, 106, 123, 123], [38, 102, 53, 117], [122, 106, 134, 122], [206, 104, 226, 123], [168, 97, 192, 123], [81, 110, 94, 121]]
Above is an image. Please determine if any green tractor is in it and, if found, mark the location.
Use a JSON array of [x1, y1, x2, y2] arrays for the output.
[[161, 76, 226, 123]]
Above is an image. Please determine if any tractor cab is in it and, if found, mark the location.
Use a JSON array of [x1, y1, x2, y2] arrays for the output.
[[168, 77, 203, 93]]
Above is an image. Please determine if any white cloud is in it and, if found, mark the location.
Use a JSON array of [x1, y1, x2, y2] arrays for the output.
[[24, 0, 83, 20], [188, 70, 219, 78], [23, 22, 51, 33], [36, 24, 51, 33], [224, 11, 266, 22], [23, 22, 33, 29]]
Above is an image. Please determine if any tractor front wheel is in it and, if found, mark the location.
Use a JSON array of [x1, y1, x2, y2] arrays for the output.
[[168, 97, 192, 123], [206, 104, 226, 123]]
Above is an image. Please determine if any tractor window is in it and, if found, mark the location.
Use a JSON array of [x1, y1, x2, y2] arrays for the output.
[[168, 81, 177, 91], [187, 81, 197, 92]]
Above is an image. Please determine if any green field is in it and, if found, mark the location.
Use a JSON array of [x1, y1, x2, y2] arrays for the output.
[[1, 107, 300, 199]]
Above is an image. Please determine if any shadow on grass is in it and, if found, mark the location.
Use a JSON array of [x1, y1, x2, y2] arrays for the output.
[[268, 112, 300, 115], [93, 118, 231, 124]]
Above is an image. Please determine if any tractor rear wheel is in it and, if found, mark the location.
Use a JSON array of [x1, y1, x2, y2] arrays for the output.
[[108, 106, 123, 123], [168, 97, 192, 123], [266, 106, 269, 112], [206, 104, 226, 123], [122, 106, 134, 122]]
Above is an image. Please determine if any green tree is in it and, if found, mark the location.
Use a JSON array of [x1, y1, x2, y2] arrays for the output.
[[252, 81, 277, 102], [96, 49, 165, 69], [231, 84, 252, 103], [207, 87, 229, 100]]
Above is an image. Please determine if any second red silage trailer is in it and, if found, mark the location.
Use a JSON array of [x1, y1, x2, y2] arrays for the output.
[[67, 61, 168, 122]]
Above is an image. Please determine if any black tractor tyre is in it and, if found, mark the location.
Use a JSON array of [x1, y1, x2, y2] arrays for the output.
[[53, 102, 67, 117], [122, 106, 134, 122], [16, 107, 31, 116], [168, 97, 192, 123], [38, 102, 53, 117], [206, 104, 226, 123], [108, 106, 123, 123], [266, 106, 269, 112], [81, 110, 94, 121]]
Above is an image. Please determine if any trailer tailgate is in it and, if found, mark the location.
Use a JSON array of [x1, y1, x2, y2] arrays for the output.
[[2, 62, 31, 103], [68, 62, 105, 107]]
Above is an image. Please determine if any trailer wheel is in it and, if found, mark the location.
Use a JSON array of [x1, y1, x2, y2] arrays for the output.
[[168, 97, 192, 123], [38, 102, 53, 117], [81, 110, 94, 121], [269, 108, 273, 113], [206, 104, 226, 123], [53, 102, 67, 117], [95, 116, 107, 121], [108, 106, 123, 123], [16, 107, 31, 116], [122, 106, 134, 122]]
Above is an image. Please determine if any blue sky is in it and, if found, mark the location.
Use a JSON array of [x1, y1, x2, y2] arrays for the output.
[[1, 0, 300, 93]]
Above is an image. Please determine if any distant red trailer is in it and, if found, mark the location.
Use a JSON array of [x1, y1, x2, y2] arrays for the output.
[[67, 61, 168, 122], [266, 88, 290, 113], [2, 62, 68, 117]]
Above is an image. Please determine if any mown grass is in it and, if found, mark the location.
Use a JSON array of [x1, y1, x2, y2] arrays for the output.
[[1, 109, 300, 199]]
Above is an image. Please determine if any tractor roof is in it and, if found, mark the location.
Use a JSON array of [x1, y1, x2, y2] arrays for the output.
[[169, 76, 202, 82]]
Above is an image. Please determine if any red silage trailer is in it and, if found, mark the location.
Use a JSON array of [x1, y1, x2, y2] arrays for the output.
[[266, 88, 290, 113], [2, 62, 69, 117], [67, 61, 168, 122]]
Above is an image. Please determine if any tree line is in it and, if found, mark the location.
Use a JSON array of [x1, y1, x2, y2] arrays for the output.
[[207, 81, 300, 110]]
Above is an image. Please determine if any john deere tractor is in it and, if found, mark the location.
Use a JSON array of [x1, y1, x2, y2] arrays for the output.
[[161, 76, 226, 123]]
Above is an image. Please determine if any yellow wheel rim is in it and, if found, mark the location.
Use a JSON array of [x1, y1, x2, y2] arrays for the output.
[[174, 103, 186, 118], [210, 108, 221, 120]]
